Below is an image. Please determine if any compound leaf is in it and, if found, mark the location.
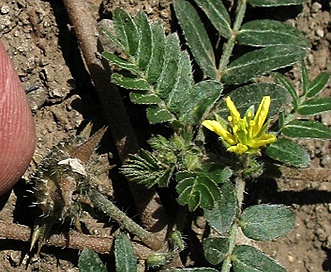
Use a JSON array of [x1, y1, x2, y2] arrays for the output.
[[121, 149, 174, 188]]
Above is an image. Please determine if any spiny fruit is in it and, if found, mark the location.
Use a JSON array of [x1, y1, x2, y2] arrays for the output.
[[30, 123, 106, 253]]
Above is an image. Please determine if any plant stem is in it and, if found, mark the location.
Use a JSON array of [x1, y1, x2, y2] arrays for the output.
[[221, 173, 246, 272], [88, 188, 163, 250], [218, 0, 247, 76]]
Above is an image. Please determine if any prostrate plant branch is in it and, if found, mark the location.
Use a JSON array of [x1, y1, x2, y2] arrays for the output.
[[0, 221, 153, 258]]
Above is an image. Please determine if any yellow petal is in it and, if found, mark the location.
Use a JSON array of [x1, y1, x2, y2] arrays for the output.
[[225, 96, 241, 125], [227, 143, 248, 154], [202, 120, 236, 145], [252, 96, 270, 137], [249, 133, 276, 148]]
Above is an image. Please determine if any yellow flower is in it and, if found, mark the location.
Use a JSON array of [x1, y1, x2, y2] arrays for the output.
[[202, 96, 276, 155]]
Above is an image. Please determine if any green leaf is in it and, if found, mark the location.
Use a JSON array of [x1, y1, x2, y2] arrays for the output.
[[193, 0, 231, 39], [247, 0, 307, 7], [179, 80, 223, 125], [283, 120, 331, 139], [237, 20, 309, 48], [173, 0, 218, 79], [78, 248, 107, 272], [146, 23, 166, 83], [274, 72, 298, 110], [307, 72, 330, 98], [301, 62, 309, 95], [111, 73, 150, 90], [146, 106, 175, 124], [222, 45, 307, 85], [160, 268, 218, 272], [155, 33, 181, 98], [240, 204, 295, 241], [203, 237, 229, 265], [216, 83, 287, 119], [176, 171, 222, 211], [98, 21, 125, 53], [115, 232, 137, 272], [121, 149, 174, 188], [232, 245, 287, 272], [134, 11, 152, 69], [166, 51, 194, 113], [265, 138, 310, 168], [113, 8, 139, 56], [129, 92, 162, 104], [204, 181, 238, 234], [102, 52, 139, 74], [200, 164, 233, 184], [298, 97, 331, 116]]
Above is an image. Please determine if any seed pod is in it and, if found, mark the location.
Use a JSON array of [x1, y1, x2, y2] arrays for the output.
[[0, 40, 36, 196]]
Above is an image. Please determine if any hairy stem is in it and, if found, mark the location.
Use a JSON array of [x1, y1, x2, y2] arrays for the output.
[[88, 188, 164, 250], [218, 0, 247, 76], [221, 175, 246, 272]]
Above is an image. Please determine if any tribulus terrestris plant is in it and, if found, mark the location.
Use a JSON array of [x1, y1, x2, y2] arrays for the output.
[[29, 0, 331, 271]]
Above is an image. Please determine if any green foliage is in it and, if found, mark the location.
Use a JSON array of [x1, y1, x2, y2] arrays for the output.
[[240, 204, 295, 241], [176, 170, 222, 211], [237, 20, 309, 48], [232, 245, 286, 272], [271, 62, 331, 165], [222, 45, 307, 85], [100, 8, 197, 124], [114, 233, 137, 272], [204, 180, 238, 234], [203, 237, 229, 265], [173, 0, 218, 79], [78, 248, 107, 272], [99, 3, 330, 272], [266, 138, 310, 167], [173, 0, 309, 83]]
